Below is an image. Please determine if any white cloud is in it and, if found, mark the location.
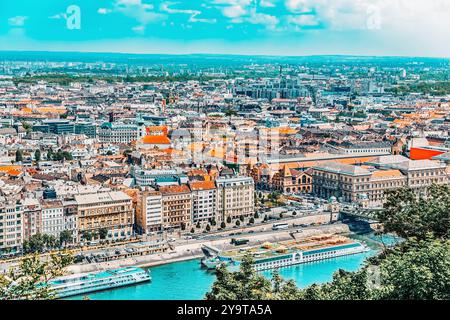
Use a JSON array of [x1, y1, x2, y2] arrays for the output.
[[259, 0, 276, 8], [8, 16, 28, 27], [286, 14, 319, 27], [222, 5, 247, 18], [98, 8, 112, 14], [212, 0, 252, 18], [160, 2, 217, 23], [247, 9, 279, 28], [132, 25, 145, 34], [111, 0, 167, 24]]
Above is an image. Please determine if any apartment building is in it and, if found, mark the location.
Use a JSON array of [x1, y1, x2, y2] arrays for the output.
[[189, 181, 217, 223], [40, 199, 65, 238], [0, 198, 23, 254], [63, 200, 78, 243], [312, 158, 448, 207], [74, 191, 134, 241], [136, 190, 163, 233], [22, 198, 41, 241], [216, 176, 255, 221], [98, 122, 146, 144], [160, 185, 192, 230]]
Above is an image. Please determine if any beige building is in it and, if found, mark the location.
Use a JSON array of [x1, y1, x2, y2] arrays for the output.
[[216, 176, 255, 221], [160, 185, 192, 230], [74, 191, 134, 241], [136, 190, 163, 234], [313, 157, 448, 207]]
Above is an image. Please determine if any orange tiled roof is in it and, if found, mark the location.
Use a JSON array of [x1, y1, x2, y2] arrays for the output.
[[141, 135, 171, 144], [371, 169, 403, 178], [159, 184, 190, 194], [189, 181, 216, 191]]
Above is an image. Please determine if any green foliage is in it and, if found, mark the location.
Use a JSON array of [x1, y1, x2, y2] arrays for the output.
[[207, 186, 450, 300], [15, 149, 23, 162], [220, 222, 226, 229], [98, 228, 108, 240], [0, 253, 73, 300], [378, 185, 449, 241], [386, 81, 450, 96], [34, 149, 41, 162], [59, 230, 73, 246], [23, 234, 61, 254], [81, 231, 93, 241], [226, 216, 232, 224]]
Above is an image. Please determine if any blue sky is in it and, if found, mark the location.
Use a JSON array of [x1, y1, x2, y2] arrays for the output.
[[0, 0, 449, 57]]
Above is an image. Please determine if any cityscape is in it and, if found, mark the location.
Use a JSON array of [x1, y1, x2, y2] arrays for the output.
[[0, 0, 449, 307]]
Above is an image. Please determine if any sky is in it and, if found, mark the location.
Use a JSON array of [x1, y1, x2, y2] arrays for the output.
[[0, 0, 449, 57]]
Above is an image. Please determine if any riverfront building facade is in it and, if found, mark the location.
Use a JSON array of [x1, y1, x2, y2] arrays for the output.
[[74, 191, 134, 241]]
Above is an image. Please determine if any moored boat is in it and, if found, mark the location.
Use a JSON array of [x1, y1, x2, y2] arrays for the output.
[[202, 235, 369, 272], [48, 266, 151, 298]]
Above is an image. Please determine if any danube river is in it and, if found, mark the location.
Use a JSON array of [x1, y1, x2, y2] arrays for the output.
[[67, 234, 395, 300]]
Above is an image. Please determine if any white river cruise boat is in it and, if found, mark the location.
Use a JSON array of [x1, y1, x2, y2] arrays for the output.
[[201, 234, 369, 271], [48, 267, 151, 298]]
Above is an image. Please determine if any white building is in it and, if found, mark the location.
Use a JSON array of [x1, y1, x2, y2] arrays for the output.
[[136, 190, 163, 233], [98, 122, 146, 144], [216, 176, 255, 221], [40, 200, 65, 238], [0, 199, 23, 254], [189, 181, 217, 223]]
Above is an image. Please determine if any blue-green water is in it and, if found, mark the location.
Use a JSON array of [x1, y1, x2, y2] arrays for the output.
[[67, 235, 389, 300]]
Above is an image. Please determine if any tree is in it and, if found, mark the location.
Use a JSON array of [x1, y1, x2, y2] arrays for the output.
[[34, 149, 41, 162], [21, 121, 32, 133], [292, 211, 297, 216], [47, 148, 54, 160], [81, 231, 93, 242], [15, 149, 23, 162], [279, 213, 284, 219], [249, 218, 255, 224], [205, 224, 211, 232], [220, 222, 226, 229], [196, 222, 201, 229], [235, 220, 241, 227], [23, 234, 46, 254], [0, 253, 73, 300], [206, 255, 302, 300], [239, 215, 245, 222], [254, 212, 259, 219], [377, 185, 449, 241], [226, 216, 232, 224], [206, 255, 273, 300], [59, 230, 72, 247], [23, 234, 60, 254], [98, 228, 108, 240], [190, 228, 195, 234]]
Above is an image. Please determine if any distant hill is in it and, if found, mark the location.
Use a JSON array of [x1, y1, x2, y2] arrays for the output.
[[0, 51, 448, 67]]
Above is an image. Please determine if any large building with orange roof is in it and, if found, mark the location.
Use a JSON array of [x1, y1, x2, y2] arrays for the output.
[[160, 185, 192, 229], [189, 181, 217, 223]]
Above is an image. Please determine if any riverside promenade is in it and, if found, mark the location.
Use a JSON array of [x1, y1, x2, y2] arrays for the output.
[[67, 223, 350, 274]]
